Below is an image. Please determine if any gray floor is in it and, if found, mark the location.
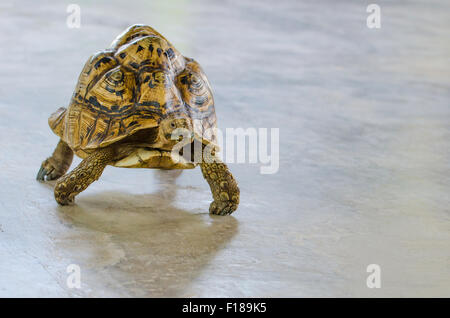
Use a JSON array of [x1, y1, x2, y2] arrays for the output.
[[0, 0, 449, 297]]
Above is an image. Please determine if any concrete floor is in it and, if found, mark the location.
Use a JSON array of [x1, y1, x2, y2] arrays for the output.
[[0, 0, 449, 297]]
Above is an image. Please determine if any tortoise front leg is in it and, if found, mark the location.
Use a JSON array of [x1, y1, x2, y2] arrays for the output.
[[54, 146, 115, 205], [37, 139, 74, 181], [200, 158, 240, 216]]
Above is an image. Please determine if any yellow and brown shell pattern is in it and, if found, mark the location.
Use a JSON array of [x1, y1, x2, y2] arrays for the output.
[[49, 24, 217, 159]]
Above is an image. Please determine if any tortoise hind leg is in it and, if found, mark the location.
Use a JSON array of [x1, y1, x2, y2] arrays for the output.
[[54, 146, 115, 205], [37, 140, 74, 181]]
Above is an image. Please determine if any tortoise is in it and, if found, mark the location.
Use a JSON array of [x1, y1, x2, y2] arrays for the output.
[[36, 24, 239, 216]]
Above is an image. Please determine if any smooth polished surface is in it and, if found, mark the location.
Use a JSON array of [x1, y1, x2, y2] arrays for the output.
[[0, 0, 449, 297]]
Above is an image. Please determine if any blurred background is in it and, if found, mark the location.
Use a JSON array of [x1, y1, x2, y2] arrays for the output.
[[0, 0, 449, 297]]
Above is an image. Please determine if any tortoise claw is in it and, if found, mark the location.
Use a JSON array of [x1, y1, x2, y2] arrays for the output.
[[36, 166, 46, 181], [209, 200, 238, 216], [36, 158, 67, 181], [36, 164, 54, 181]]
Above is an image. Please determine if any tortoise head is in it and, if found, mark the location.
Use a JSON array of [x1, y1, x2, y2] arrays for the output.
[[155, 112, 195, 150]]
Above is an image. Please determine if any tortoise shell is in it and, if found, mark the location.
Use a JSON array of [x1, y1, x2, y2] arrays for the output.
[[49, 24, 217, 154]]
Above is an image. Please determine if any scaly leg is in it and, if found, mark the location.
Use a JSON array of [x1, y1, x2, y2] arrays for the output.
[[54, 146, 115, 205], [37, 140, 74, 181], [200, 156, 240, 216]]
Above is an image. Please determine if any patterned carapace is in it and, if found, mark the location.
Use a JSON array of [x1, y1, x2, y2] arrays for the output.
[[49, 24, 217, 152]]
